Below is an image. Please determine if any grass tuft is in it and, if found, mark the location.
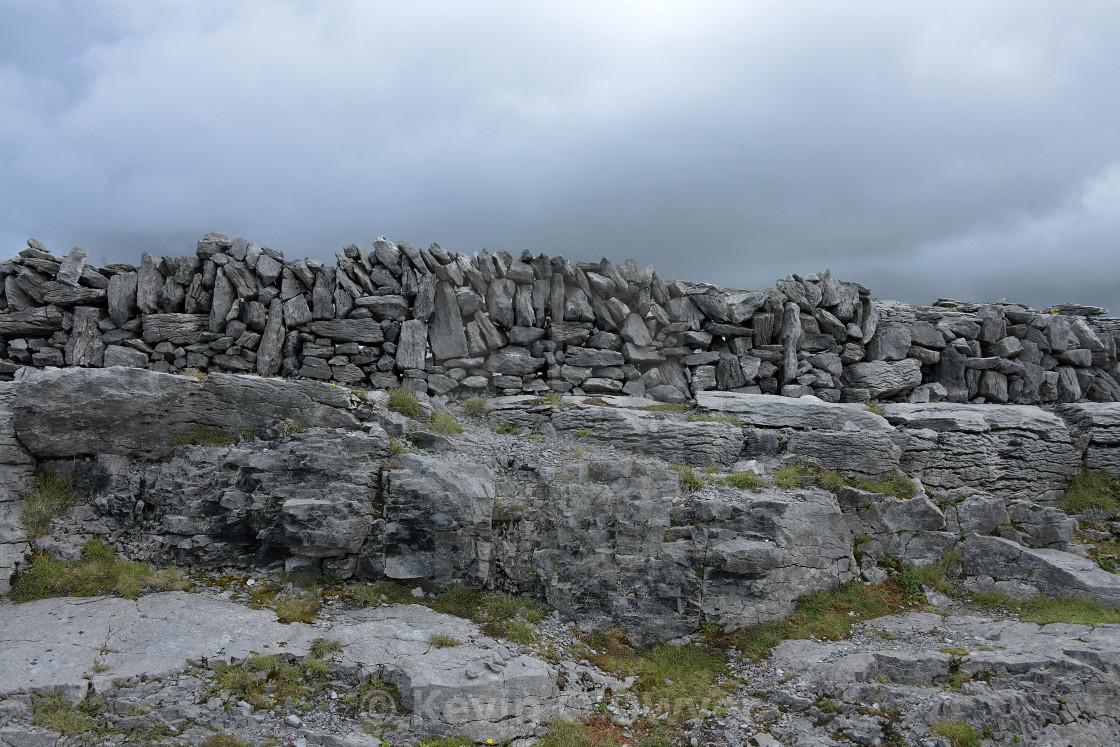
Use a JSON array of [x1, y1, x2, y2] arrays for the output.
[[31, 692, 104, 736], [462, 397, 488, 416], [273, 593, 322, 624], [671, 464, 704, 495], [430, 411, 464, 436], [931, 720, 980, 747], [429, 633, 461, 648], [428, 583, 542, 642], [21, 471, 82, 539], [348, 580, 418, 607], [1061, 470, 1120, 518], [387, 386, 423, 419], [10, 538, 187, 603]]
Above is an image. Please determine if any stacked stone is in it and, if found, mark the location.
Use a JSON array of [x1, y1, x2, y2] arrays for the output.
[[1, 234, 1119, 404]]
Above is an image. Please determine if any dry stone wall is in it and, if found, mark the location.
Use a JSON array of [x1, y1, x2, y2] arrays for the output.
[[3, 233, 1120, 405]]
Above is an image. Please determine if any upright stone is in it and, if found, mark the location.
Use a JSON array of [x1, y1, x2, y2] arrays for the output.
[[255, 298, 285, 376], [312, 267, 335, 320], [209, 267, 236, 332], [429, 282, 469, 360], [64, 307, 105, 367], [397, 320, 429, 370], [414, 274, 437, 322], [779, 302, 802, 384], [107, 271, 138, 327], [487, 278, 516, 329], [56, 247, 88, 286], [136, 252, 162, 314]]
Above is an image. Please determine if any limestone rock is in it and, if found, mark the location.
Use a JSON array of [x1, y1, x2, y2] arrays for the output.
[[843, 359, 922, 398], [962, 535, 1120, 607], [551, 405, 742, 466]]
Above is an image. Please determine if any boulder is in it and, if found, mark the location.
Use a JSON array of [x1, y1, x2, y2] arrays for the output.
[[1058, 402, 1120, 474], [962, 535, 1120, 607]]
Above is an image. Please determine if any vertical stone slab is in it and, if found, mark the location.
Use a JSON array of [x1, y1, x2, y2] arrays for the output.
[[64, 307, 105, 367], [256, 298, 285, 376], [396, 320, 429, 370], [429, 282, 468, 360]]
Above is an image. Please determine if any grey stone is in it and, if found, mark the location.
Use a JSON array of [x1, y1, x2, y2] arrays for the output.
[[866, 322, 911, 361], [55, 246, 88, 286], [485, 347, 544, 377], [430, 282, 469, 360], [255, 298, 285, 376], [1058, 401, 1120, 474], [565, 346, 624, 367], [354, 294, 410, 320], [552, 405, 742, 466], [283, 294, 313, 327], [103, 344, 149, 368], [106, 270, 138, 327], [209, 266, 236, 333], [63, 306, 105, 367], [40, 281, 105, 306], [962, 535, 1120, 607], [141, 313, 209, 345], [396, 320, 428, 370], [307, 319, 385, 344], [9, 367, 356, 459], [136, 252, 162, 314], [843, 359, 922, 398], [619, 313, 653, 346], [882, 402, 1080, 501]]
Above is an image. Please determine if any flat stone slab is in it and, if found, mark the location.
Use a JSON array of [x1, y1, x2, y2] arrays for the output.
[[0, 594, 572, 743], [696, 391, 892, 432], [0, 593, 315, 702]]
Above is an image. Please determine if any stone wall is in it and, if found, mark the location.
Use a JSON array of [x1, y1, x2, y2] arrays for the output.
[[3, 233, 1119, 404]]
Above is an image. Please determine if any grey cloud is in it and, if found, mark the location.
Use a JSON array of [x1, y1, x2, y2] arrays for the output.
[[2, 1, 1119, 313]]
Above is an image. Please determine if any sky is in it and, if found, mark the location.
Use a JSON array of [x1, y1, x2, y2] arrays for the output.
[[2, 1, 1118, 313]]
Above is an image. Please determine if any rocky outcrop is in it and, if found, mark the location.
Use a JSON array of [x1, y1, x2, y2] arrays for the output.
[[768, 611, 1120, 747], [0, 384, 34, 596], [10, 367, 357, 459], [3, 234, 1119, 407], [883, 402, 1081, 501]]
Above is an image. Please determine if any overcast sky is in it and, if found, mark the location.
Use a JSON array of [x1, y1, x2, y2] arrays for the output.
[[2, 1, 1118, 312]]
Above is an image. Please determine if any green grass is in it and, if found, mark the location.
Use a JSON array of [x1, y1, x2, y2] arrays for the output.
[[970, 591, 1120, 625], [208, 651, 334, 712], [1087, 538, 1120, 574], [170, 424, 237, 447], [201, 737, 252, 747], [414, 737, 474, 747], [897, 548, 960, 599], [9, 538, 187, 603], [534, 391, 566, 406], [348, 580, 417, 607], [429, 633, 461, 648], [587, 635, 726, 717], [493, 422, 522, 435], [639, 403, 690, 414], [704, 578, 918, 660], [462, 397, 488, 416], [273, 593, 322, 624], [773, 463, 801, 489], [310, 637, 342, 658], [21, 471, 82, 539], [680, 414, 743, 425], [387, 386, 422, 419], [931, 720, 980, 747], [857, 472, 917, 499], [1061, 470, 1120, 518], [31, 692, 105, 736], [430, 411, 464, 436], [671, 464, 704, 495], [710, 471, 767, 491], [864, 402, 887, 417], [428, 583, 543, 642], [770, 461, 917, 499]]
